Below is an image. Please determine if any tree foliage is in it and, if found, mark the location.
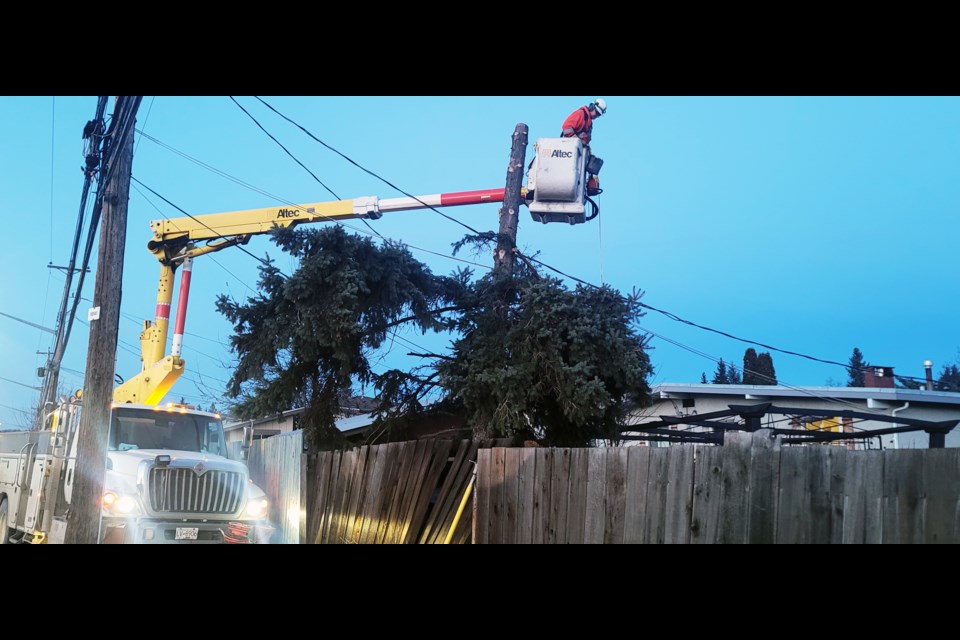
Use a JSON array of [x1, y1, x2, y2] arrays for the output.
[[847, 348, 867, 387], [218, 225, 654, 450], [741, 349, 759, 384], [741, 348, 777, 385], [936, 364, 960, 392], [756, 352, 777, 385], [216, 225, 460, 449], [712, 358, 741, 384], [418, 272, 654, 446]]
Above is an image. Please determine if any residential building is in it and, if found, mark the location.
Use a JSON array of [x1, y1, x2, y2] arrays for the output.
[[625, 382, 960, 449]]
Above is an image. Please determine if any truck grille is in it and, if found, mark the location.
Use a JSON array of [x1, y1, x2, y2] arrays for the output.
[[148, 468, 244, 514]]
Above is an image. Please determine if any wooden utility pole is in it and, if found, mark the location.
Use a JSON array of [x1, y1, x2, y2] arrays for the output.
[[493, 123, 529, 278], [64, 96, 139, 544]]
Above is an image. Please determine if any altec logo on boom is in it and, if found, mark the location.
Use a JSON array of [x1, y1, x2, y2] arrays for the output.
[[276, 208, 300, 219]]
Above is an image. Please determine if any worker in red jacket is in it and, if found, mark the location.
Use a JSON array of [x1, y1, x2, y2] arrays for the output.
[[561, 98, 607, 195], [561, 98, 607, 147]]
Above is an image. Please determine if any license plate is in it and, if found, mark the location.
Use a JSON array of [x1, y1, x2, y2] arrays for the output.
[[175, 527, 199, 540]]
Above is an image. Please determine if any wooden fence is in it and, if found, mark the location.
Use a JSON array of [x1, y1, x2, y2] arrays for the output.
[[476, 430, 960, 543], [247, 433, 503, 543], [305, 439, 482, 544], [247, 431, 305, 544], [247, 429, 960, 543]]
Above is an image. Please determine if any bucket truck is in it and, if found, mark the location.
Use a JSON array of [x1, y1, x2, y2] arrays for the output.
[[0, 136, 592, 544]]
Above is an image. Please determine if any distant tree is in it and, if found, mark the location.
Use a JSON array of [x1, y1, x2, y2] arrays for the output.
[[712, 359, 730, 384], [700, 372, 708, 384], [741, 348, 760, 384], [847, 348, 867, 387], [727, 362, 742, 384], [937, 365, 960, 392], [755, 352, 777, 385]]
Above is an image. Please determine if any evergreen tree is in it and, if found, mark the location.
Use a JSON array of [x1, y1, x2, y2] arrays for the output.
[[700, 372, 708, 384], [217, 225, 655, 449], [418, 272, 654, 446], [742, 348, 760, 384], [847, 348, 867, 387], [217, 225, 458, 450], [755, 352, 777, 385], [727, 362, 742, 384], [712, 359, 729, 384], [937, 365, 960, 392]]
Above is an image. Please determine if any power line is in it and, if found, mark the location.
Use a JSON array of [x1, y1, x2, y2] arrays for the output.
[[0, 375, 40, 391], [251, 96, 489, 237], [133, 96, 155, 157], [640, 327, 896, 420], [134, 130, 493, 272], [517, 252, 938, 388], [0, 310, 55, 334]]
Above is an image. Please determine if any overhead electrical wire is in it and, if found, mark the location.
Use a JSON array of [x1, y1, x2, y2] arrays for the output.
[[249, 96, 488, 237], [516, 253, 938, 388]]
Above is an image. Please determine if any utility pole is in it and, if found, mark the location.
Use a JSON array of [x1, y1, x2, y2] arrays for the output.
[[64, 96, 140, 544], [493, 123, 528, 278], [37, 97, 109, 427]]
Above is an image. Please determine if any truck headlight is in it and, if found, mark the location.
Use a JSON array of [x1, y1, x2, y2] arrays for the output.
[[245, 497, 269, 519], [102, 491, 139, 515]]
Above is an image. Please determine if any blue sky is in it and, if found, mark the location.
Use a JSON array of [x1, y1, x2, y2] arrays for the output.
[[1, 95, 958, 429]]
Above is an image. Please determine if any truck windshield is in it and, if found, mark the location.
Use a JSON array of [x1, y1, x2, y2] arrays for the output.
[[109, 407, 225, 455]]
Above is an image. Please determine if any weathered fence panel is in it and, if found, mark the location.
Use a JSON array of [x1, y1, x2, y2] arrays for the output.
[[623, 446, 650, 544], [664, 444, 695, 544], [922, 448, 960, 543], [690, 444, 722, 543], [719, 431, 752, 543], [604, 448, 628, 545], [825, 447, 847, 544], [747, 430, 780, 544], [516, 447, 536, 544], [531, 448, 551, 544], [644, 447, 668, 544], [247, 430, 303, 544], [583, 447, 607, 544], [474, 433, 960, 543], [302, 438, 506, 543], [567, 448, 588, 544], [255, 428, 959, 543], [882, 450, 925, 543], [547, 448, 570, 544]]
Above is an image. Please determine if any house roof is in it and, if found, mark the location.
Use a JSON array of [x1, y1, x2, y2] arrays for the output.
[[223, 408, 376, 434], [652, 383, 960, 408]]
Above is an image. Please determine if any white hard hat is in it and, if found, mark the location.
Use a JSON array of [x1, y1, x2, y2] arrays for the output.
[[592, 98, 607, 115]]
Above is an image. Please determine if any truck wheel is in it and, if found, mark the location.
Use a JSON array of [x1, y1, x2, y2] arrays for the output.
[[0, 499, 9, 545]]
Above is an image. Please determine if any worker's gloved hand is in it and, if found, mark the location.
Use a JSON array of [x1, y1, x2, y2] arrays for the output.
[[579, 133, 590, 145]]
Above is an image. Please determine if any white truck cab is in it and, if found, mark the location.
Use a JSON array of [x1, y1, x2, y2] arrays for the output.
[[0, 396, 273, 544]]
